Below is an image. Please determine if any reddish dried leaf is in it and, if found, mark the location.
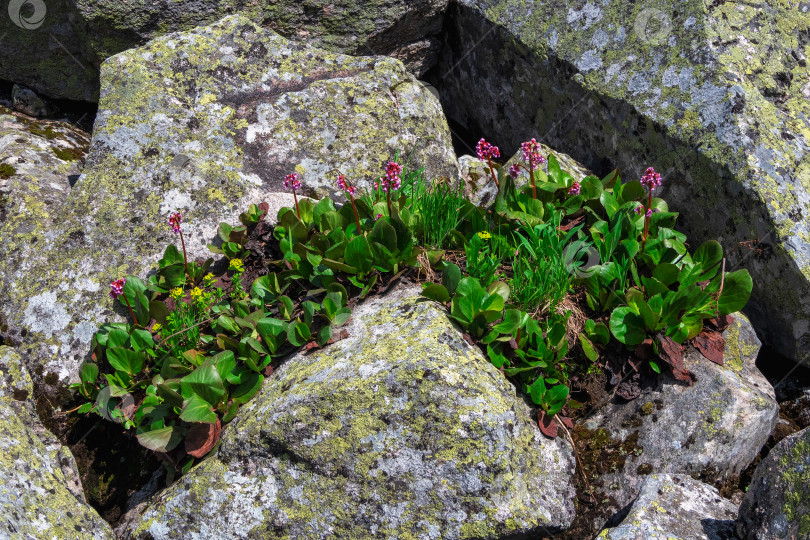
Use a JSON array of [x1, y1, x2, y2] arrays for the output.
[[185, 419, 221, 458], [263, 365, 274, 377], [693, 331, 725, 365], [537, 410, 559, 438], [559, 415, 574, 430], [258, 202, 270, 221], [462, 334, 477, 347], [558, 215, 585, 232], [303, 341, 319, 352], [634, 338, 655, 360], [657, 335, 694, 384], [707, 314, 735, 332]]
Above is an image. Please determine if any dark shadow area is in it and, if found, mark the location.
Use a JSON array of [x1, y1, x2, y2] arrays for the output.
[[0, 78, 97, 131]]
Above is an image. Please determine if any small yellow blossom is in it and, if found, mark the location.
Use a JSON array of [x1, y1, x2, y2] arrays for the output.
[[229, 258, 244, 272], [190, 287, 203, 299], [152, 323, 162, 333], [169, 287, 183, 300], [477, 231, 492, 240], [203, 273, 215, 286]]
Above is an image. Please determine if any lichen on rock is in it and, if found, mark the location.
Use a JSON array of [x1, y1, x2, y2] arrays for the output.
[[121, 287, 576, 539]]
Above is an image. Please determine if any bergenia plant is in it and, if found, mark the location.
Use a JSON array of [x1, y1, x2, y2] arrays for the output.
[[109, 278, 138, 324], [284, 172, 303, 218], [521, 138, 546, 199], [638, 166, 662, 249], [337, 174, 362, 233], [476, 138, 501, 188], [568, 182, 581, 196], [376, 161, 402, 216], [168, 211, 188, 278]]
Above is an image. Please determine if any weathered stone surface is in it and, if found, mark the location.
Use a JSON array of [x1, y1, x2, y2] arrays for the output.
[[0, 15, 459, 389], [460, 144, 594, 207], [0, 0, 448, 101], [436, 0, 810, 365], [120, 286, 576, 539], [0, 346, 114, 539], [579, 314, 777, 533], [737, 426, 810, 540], [599, 474, 738, 540], [12, 84, 57, 117]]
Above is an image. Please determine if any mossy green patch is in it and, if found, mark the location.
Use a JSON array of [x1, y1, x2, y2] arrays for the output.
[[0, 163, 16, 179]]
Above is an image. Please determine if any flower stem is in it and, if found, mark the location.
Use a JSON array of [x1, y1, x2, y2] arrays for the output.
[[487, 157, 499, 188], [179, 230, 189, 279], [122, 295, 139, 325], [641, 190, 653, 250], [293, 190, 301, 219], [386, 191, 392, 217], [531, 165, 537, 199], [350, 194, 362, 234]]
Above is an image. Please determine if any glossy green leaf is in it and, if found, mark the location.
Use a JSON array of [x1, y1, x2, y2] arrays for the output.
[[180, 393, 217, 423], [106, 347, 144, 377], [718, 269, 753, 315], [609, 307, 647, 346], [181, 365, 225, 406], [136, 426, 183, 452]]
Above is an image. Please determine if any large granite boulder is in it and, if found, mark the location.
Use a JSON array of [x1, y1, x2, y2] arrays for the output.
[[436, 0, 810, 365], [576, 314, 777, 533], [0, 15, 459, 393], [0, 346, 114, 539], [119, 286, 576, 538], [0, 0, 448, 102], [598, 474, 738, 540], [737, 426, 810, 539]]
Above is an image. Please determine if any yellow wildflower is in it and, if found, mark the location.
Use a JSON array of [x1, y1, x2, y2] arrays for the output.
[[169, 287, 183, 300], [190, 287, 202, 299], [152, 323, 162, 333], [203, 273, 215, 286], [229, 258, 244, 272], [477, 231, 492, 240]]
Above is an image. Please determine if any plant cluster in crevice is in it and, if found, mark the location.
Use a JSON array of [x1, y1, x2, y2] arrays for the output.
[[70, 140, 752, 480]]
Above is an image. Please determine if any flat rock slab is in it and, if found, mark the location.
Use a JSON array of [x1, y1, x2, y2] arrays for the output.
[[120, 286, 576, 539], [0, 14, 459, 389], [580, 314, 777, 533], [599, 474, 738, 540], [438, 0, 810, 366], [0, 346, 114, 539], [737, 426, 810, 540]]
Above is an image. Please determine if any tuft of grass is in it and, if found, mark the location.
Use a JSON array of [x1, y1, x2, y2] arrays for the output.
[[408, 176, 467, 249], [0, 163, 16, 179]]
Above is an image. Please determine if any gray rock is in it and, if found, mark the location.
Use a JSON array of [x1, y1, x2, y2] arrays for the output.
[[119, 286, 577, 539], [0, 15, 460, 390], [737, 426, 810, 540], [599, 474, 738, 540], [580, 314, 777, 534], [0, 0, 448, 101], [12, 84, 57, 117], [436, 0, 810, 366], [0, 346, 114, 539]]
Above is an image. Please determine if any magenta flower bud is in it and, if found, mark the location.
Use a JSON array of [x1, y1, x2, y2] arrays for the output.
[[568, 182, 581, 196], [508, 164, 520, 179], [109, 278, 126, 300], [375, 213, 383, 221], [380, 161, 402, 193], [521, 138, 546, 168], [640, 166, 662, 191], [167, 212, 183, 234], [476, 138, 500, 161], [283, 173, 302, 191]]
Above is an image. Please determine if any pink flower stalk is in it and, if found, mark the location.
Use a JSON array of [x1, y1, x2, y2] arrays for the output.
[[639, 167, 662, 250], [167, 212, 183, 234], [568, 182, 581, 196], [110, 278, 138, 324], [476, 138, 501, 188], [380, 161, 402, 215], [521, 138, 546, 199], [337, 174, 362, 233], [168, 211, 189, 278], [508, 164, 520, 179], [284, 173, 303, 218], [375, 213, 383, 221]]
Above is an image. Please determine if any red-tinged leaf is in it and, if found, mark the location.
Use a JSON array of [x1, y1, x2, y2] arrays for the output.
[[693, 331, 725, 365], [258, 202, 270, 220], [263, 365, 274, 377], [185, 419, 221, 458], [558, 215, 584, 232], [657, 335, 694, 384], [303, 341, 319, 352], [537, 410, 559, 438], [462, 333, 477, 347], [558, 415, 574, 430], [707, 314, 735, 332]]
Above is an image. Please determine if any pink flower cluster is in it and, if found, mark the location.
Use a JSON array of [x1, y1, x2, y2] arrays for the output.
[[376, 161, 402, 193], [568, 182, 581, 196], [283, 173, 302, 191], [337, 174, 356, 196], [635, 205, 653, 218], [167, 212, 182, 234], [109, 278, 126, 300], [640, 167, 662, 191], [508, 164, 520, 179], [476, 138, 500, 161], [521, 138, 546, 169]]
